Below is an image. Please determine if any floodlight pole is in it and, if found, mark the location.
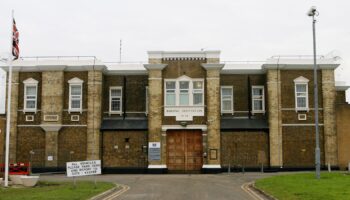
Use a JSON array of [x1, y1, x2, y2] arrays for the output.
[[309, 7, 321, 179]]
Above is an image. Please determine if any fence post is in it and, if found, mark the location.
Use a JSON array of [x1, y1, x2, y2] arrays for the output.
[[29, 150, 35, 175]]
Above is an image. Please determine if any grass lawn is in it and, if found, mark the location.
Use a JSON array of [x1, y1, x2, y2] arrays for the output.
[[0, 181, 115, 200], [255, 172, 350, 200]]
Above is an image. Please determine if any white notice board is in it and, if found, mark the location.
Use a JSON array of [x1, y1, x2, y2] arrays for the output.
[[66, 160, 101, 177]]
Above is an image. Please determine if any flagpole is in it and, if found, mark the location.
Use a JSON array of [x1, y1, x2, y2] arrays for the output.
[[4, 9, 14, 187]]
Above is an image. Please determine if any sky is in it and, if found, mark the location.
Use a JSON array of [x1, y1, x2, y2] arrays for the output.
[[0, 0, 349, 113]]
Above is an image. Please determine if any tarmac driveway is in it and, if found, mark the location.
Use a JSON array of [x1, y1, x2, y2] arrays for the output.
[[40, 172, 278, 200]]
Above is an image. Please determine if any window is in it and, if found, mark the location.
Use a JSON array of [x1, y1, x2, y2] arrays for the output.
[[23, 78, 38, 112], [193, 81, 204, 106], [69, 85, 82, 111], [252, 86, 265, 113], [295, 84, 308, 110], [294, 76, 309, 111], [179, 81, 189, 105], [165, 81, 176, 106], [221, 86, 233, 113], [164, 76, 204, 107], [110, 87, 122, 113], [68, 77, 84, 112]]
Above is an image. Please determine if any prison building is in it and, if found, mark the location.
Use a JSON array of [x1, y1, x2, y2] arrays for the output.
[[1, 51, 350, 173]]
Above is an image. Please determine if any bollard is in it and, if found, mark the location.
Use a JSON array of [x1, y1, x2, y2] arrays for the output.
[[328, 162, 331, 172], [348, 162, 350, 173], [261, 163, 264, 173], [242, 166, 245, 174], [228, 163, 231, 173]]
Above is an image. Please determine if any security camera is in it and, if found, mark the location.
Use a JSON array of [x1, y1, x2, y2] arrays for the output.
[[307, 6, 317, 16]]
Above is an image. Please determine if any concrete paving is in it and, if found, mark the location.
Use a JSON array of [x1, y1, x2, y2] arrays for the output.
[[39, 172, 281, 200]]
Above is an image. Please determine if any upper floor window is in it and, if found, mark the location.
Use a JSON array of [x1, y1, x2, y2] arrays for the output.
[[252, 86, 265, 113], [110, 86, 122, 114], [294, 76, 309, 111], [193, 81, 204, 106], [23, 78, 38, 112], [164, 75, 204, 106], [221, 86, 233, 114], [68, 77, 83, 113]]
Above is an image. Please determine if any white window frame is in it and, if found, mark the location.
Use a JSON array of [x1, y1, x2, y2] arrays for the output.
[[109, 86, 123, 115], [220, 86, 234, 114], [68, 77, 84, 113], [251, 85, 265, 114], [294, 76, 309, 112], [192, 80, 204, 106], [23, 78, 38, 113], [164, 75, 204, 107]]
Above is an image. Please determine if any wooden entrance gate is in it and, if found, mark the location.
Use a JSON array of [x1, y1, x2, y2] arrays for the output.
[[167, 130, 203, 172]]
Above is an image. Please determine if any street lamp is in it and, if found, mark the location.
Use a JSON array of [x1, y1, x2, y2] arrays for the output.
[[307, 6, 321, 179]]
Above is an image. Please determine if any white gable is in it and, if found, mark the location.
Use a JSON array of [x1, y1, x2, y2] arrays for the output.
[[294, 76, 309, 83], [68, 77, 84, 84], [23, 78, 39, 84]]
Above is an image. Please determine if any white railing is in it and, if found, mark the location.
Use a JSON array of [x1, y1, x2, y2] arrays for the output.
[[18, 56, 98, 61], [270, 55, 325, 59]]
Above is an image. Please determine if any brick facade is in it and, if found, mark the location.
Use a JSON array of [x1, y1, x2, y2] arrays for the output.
[[0, 51, 348, 173]]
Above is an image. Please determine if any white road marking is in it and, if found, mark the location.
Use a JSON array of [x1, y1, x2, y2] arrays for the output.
[[103, 184, 130, 200], [241, 182, 265, 200]]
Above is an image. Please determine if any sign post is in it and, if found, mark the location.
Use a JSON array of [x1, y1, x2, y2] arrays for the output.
[[66, 160, 101, 188]]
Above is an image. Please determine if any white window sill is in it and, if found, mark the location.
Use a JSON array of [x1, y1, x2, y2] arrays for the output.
[[68, 109, 83, 113], [109, 111, 123, 116], [252, 110, 266, 114], [295, 108, 309, 112], [23, 109, 37, 113], [221, 111, 234, 115]]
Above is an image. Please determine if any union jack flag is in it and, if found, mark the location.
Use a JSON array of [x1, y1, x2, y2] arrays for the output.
[[12, 19, 19, 60]]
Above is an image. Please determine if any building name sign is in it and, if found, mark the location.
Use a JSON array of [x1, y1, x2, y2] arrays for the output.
[[164, 106, 204, 121], [66, 160, 101, 177], [148, 142, 161, 161]]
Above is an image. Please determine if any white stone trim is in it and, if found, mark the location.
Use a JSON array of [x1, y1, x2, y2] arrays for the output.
[[294, 76, 309, 83], [143, 64, 167, 70], [1, 59, 106, 72], [264, 57, 340, 70], [18, 124, 87, 127], [202, 164, 221, 168], [68, 77, 84, 84], [148, 165, 167, 169], [282, 123, 324, 126], [40, 124, 62, 132], [25, 115, 34, 122], [161, 125, 207, 131], [43, 115, 59, 122], [201, 64, 225, 70], [281, 108, 323, 111], [23, 78, 39, 84], [335, 81, 350, 91]]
